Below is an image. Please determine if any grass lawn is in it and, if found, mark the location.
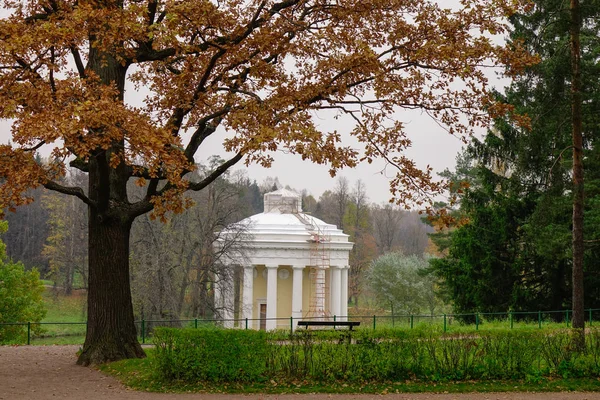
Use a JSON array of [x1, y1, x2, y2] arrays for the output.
[[42, 288, 87, 322], [350, 314, 586, 333], [31, 289, 87, 344], [98, 350, 600, 394], [32, 335, 86, 345]]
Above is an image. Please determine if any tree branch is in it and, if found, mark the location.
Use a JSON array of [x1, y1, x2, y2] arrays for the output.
[[44, 180, 95, 208], [183, 107, 230, 162], [21, 141, 46, 152], [128, 152, 244, 219], [70, 46, 86, 78], [188, 152, 244, 192]]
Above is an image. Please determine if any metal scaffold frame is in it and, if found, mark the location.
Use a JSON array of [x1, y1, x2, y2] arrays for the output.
[[291, 204, 331, 321]]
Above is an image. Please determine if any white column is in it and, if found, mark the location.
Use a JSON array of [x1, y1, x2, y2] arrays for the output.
[[214, 274, 223, 322], [242, 266, 254, 326], [329, 267, 334, 315], [266, 265, 278, 330], [331, 265, 342, 319], [341, 265, 349, 321], [292, 266, 304, 329], [223, 270, 234, 329]]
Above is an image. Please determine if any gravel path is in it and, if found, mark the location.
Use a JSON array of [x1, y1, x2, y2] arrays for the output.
[[1, 345, 600, 400]]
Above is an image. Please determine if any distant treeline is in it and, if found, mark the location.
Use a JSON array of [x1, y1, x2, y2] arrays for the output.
[[4, 160, 431, 321]]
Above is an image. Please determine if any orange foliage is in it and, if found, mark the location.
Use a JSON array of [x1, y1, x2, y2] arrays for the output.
[[0, 0, 537, 217]]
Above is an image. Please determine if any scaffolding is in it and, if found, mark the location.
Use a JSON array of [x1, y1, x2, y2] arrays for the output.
[[272, 191, 331, 321], [293, 211, 331, 321]]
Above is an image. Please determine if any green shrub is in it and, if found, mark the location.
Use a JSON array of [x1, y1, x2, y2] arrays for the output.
[[153, 327, 268, 382], [0, 219, 46, 344], [478, 331, 539, 379], [153, 326, 600, 384]]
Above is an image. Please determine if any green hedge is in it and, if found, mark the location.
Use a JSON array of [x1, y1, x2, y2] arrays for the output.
[[153, 327, 268, 382], [153, 327, 600, 383]]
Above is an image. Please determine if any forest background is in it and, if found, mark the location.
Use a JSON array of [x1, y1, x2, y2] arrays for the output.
[[6, 168, 435, 323]]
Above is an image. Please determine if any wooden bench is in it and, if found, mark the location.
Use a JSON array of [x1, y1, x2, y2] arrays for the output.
[[297, 320, 361, 330]]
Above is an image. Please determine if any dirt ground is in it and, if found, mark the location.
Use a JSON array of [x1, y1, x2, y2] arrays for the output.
[[2, 345, 600, 400]]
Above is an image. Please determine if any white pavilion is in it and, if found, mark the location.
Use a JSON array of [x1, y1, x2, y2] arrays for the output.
[[214, 189, 353, 330]]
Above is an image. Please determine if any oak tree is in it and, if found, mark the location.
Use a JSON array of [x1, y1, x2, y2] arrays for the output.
[[0, 0, 533, 364]]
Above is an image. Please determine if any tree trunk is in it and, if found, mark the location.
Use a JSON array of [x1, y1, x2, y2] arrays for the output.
[[77, 213, 145, 365], [570, 0, 585, 346], [74, 29, 145, 364], [64, 263, 73, 296]]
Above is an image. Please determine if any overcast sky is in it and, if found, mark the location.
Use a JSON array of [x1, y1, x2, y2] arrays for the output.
[[197, 108, 472, 205]]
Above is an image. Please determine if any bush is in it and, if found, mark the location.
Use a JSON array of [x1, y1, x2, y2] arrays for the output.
[[153, 327, 600, 384], [0, 220, 46, 343], [153, 327, 269, 382]]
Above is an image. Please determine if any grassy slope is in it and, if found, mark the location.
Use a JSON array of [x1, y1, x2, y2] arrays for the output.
[[32, 289, 87, 344], [42, 289, 86, 322]]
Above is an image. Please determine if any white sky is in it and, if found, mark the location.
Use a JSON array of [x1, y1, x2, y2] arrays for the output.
[[198, 108, 473, 204]]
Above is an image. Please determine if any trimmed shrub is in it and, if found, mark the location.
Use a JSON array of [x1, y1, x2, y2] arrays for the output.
[[153, 327, 600, 384], [153, 327, 268, 382]]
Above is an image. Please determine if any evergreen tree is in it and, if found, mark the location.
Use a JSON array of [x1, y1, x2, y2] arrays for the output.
[[431, 0, 600, 315]]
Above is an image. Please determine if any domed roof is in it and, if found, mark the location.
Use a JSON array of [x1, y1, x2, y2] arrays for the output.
[[243, 211, 348, 242], [240, 189, 349, 244], [217, 189, 353, 265], [222, 189, 351, 246]]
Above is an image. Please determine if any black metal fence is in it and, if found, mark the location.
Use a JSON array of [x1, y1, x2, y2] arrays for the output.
[[3, 308, 600, 345]]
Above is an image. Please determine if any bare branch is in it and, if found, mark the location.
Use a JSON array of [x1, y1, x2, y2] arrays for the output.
[[188, 152, 244, 192], [70, 46, 86, 78], [184, 107, 230, 162], [147, 0, 158, 26], [44, 180, 95, 208], [548, 145, 573, 182], [69, 157, 90, 173], [128, 152, 244, 219], [145, 177, 160, 200], [21, 141, 46, 152]]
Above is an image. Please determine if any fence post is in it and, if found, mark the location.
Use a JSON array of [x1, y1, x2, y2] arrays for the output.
[[590, 309, 593, 327], [538, 311, 542, 329], [476, 313, 479, 330], [566, 310, 570, 327], [245, 318, 248, 330], [443, 314, 447, 333], [333, 315, 337, 329], [141, 319, 146, 344], [194, 318, 198, 329], [373, 315, 376, 330], [27, 322, 31, 345], [509, 312, 513, 329], [410, 315, 414, 329], [290, 317, 294, 333]]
